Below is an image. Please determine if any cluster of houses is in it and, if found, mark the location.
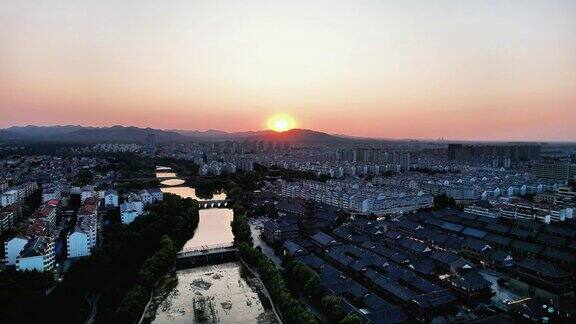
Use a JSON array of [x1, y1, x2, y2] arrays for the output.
[[198, 161, 237, 176], [259, 194, 575, 322], [105, 188, 163, 224], [375, 170, 563, 203], [65, 187, 163, 264], [4, 199, 59, 272], [464, 198, 574, 223], [1, 182, 40, 234], [273, 179, 433, 216], [67, 197, 98, 258], [2, 185, 164, 272], [1, 182, 38, 207]]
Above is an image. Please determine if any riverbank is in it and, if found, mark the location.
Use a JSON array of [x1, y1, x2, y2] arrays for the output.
[[144, 166, 280, 324], [144, 262, 279, 324], [140, 274, 179, 324]]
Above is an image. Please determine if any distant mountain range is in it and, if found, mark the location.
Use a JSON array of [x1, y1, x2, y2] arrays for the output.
[[0, 125, 357, 144], [168, 128, 349, 143], [2, 125, 187, 143]]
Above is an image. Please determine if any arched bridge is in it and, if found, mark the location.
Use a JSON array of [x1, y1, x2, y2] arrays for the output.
[[117, 176, 191, 182], [176, 243, 238, 269], [198, 199, 231, 209]]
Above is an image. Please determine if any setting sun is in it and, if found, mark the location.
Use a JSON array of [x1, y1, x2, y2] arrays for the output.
[[267, 114, 296, 132]]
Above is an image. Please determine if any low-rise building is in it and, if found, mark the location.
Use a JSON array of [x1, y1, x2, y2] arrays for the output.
[[149, 188, 163, 202], [138, 189, 153, 205], [30, 204, 57, 229], [81, 186, 95, 203], [42, 187, 61, 203], [4, 234, 30, 265], [0, 210, 15, 234], [513, 258, 573, 296], [104, 189, 119, 207], [16, 236, 55, 272], [67, 213, 97, 258], [1, 190, 18, 207], [120, 201, 143, 224]]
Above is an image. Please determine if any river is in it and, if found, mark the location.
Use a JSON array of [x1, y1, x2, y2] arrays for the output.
[[144, 166, 278, 324]]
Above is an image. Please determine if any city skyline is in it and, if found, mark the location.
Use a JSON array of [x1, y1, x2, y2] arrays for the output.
[[1, 1, 576, 141]]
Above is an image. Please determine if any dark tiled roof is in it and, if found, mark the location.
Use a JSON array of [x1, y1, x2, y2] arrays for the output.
[[541, 247, 576, 263], [362, 294, 394, 312], [535, 233, 566, 247], [412, 289, 455, 308], [423, 217, 444, 228], [510, 240, 543, 254], [441, 222, 464, 233], [19, 236, 51, 258], [374, 276, 416, 301], [485, 223, 510, 234], [484, 233, 512, 247], [544, 225, 576, 238], [460, 212, 478, 220], [410, 259, 436, 276], [509, 228, 534, 240], [462, 227, 487, 239], [516, 258, 570, 278], [311, 231, 340, 247], [463, 237, 491, 252], [460, 218, 486, 229], [450, 271, 492, 291], [283, 240, 308, 256], [398, 237, 431, 254], [488, 249, 513, 263], [441, 213, 462, 224], [513, 219, 542, 231], [296, 254, 325, 270], [367, 307, 407, 324]]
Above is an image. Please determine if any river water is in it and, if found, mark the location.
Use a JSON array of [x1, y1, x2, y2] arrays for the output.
[[147, 166, 278, 324]]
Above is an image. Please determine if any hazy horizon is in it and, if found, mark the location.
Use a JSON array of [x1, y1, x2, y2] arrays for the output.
[[3, 123, 576, 143], [1, 1, 575, 141]]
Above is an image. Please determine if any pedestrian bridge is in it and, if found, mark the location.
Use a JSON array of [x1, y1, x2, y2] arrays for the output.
[[176, 243, 238, 269], [198, 199, 231, 209]]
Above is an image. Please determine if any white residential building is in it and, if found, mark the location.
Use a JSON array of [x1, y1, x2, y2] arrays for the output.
[[42, 187, 61, 203], [104, 189, 119, 207], [149, 188, 163, 203], [238, 158, 254, 172], [81, 186, 95, 203], [138, 190, 153, 205], [208, 163, 222, 176], [67, 230, 90, 258], [4, 235, 29, 265], [16, 236, 55, 272], [275, 179, 433, 215], [67, 213, 97, 258], [0, 210, 15, 234], [199, 163, 209, 176], [121, 202, 143, 224], [1, 190, 18, 207]]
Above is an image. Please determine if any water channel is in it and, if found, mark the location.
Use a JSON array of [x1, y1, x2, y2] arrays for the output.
[[145, 166, 278, 324]]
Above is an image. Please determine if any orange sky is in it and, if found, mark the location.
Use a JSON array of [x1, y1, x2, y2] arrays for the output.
[[1, 1, 575, 141]]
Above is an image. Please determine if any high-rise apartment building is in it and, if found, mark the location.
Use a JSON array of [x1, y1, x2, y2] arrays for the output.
[[146, 133, 157, 156], [533, 162, 575, 181]]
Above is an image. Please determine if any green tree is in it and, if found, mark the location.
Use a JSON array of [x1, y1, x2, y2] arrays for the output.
[[433, 194, 456, 209], [322, 294, 344, 322], [340, 313, 362, 324], [115, 284, 148, 323]]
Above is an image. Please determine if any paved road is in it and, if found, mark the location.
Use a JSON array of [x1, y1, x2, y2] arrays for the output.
[[84, 293, 101, 324], [239, 257, 284, 324], [249, 217, 283, 269]]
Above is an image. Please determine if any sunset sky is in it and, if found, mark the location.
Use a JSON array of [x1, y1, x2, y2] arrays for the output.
[[1, 0, 575, 141]]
